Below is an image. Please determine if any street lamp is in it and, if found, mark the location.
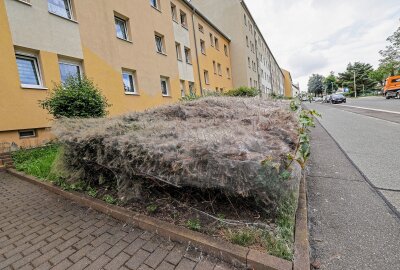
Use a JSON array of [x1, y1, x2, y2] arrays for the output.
[[353, 70, 357, 98]]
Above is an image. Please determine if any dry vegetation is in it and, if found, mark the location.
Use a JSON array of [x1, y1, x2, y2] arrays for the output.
[[53, 97, 300, 214]]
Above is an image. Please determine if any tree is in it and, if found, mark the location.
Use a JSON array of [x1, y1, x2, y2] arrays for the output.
[[337, 62, 377, 95], [40, 76, 110, 119], [368, 66, 388, 87], [307, 74, 324, 96], [379, 25, 400, 76], [323, 72, 338, 94]]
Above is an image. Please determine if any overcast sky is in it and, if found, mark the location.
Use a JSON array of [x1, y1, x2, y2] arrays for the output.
[[245, 0, 400, 91]]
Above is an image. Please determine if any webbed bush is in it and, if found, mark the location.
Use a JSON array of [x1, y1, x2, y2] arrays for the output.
[[53, 97, 301, 215]]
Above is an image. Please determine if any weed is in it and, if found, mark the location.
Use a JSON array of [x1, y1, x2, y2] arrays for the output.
[[146, 204, 158, 213], [86, 187, 98, 198], [103, 194, 117, 205], [186, 218, 201, 231], [228, 229, 258, 247], [279, 170, 291, 181]]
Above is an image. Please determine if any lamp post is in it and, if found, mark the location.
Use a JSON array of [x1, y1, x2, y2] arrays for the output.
[[353, 70, 357, 98]]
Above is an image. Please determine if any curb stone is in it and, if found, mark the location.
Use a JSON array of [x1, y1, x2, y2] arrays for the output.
[[7, 169, 293, 270], [293, 173, 310, 270]]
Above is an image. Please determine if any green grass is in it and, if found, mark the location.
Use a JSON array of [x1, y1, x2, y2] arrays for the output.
[[262, 193, 297, 260], [186, 218, 201, 231], [228, 229, 258, 247], [12, 145, 60, 180]]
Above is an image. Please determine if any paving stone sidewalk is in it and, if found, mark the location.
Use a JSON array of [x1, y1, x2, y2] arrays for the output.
[[0, 172, 237, 270]]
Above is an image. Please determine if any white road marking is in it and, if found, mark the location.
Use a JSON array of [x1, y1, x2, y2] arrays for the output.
[[337, 104, 400, 115]]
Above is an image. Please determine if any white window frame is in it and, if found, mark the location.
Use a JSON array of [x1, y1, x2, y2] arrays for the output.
[[180, 10, 188, 28], [209, 33, 214, 47], [204, 70, 209, 85], [58, 59, 82, 83], [184, 47, 191, 64], [16, 52, 44, 89], [217, 63, 222, 76], [155, 34, 165, 54], [161, 76, 170, 96], [180, 80, 186, 97], [224, 44, 228, 56], [150, 0, 160, 10], [122, 70, 137, 94], [48, 0, 73, 20], [175, 42, 182, 61], [115, 16, 129, 41], [19, 129, 36, 139], [171, 3, 177, 21], [214, 37, 219, 50], [200, 39, 206, 55]]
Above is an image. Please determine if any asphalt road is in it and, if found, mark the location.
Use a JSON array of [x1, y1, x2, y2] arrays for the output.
[[307, 96, 400, 213]]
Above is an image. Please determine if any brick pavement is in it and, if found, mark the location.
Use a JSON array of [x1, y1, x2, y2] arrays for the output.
[[0, 172, 238, 270]]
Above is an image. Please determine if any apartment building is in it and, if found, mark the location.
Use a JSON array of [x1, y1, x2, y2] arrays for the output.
[[282, 69, 294, 98], [0, 0, 233, 148], [191, 0, 284, 96]]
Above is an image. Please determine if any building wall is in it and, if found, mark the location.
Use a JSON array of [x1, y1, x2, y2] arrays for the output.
[[0, 0, 233, 147], [191, 0, 285, 95], [282, 69, 293, 97], [193, 15, 233, 92]]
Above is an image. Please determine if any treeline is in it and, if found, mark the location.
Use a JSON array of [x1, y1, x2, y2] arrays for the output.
[[308, 24, 400, 96]]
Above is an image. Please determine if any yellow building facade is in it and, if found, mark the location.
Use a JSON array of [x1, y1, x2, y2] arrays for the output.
[[282, 69, 294, 98], [0, 0, 233, 149]]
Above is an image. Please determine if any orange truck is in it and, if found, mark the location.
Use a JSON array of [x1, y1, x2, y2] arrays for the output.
[[383, 75, 400, 99]]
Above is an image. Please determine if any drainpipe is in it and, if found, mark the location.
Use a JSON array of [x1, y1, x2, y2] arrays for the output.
[[190, 8, 203, 96]]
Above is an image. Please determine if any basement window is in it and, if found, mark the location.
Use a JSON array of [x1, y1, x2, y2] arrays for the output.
[[19, 129, 36, 139]]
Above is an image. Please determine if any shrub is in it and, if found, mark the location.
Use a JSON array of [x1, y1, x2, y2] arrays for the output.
[[224, 86, 260, 97], [40, 76, 110, 119]]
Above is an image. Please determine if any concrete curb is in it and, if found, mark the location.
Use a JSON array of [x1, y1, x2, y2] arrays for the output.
[[7, 168, 292, 270], [293, 173, 310, 270]]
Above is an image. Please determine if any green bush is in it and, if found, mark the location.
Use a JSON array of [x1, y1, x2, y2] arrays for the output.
[[40, 76, 110, 119], [224, 87, 260, 97]]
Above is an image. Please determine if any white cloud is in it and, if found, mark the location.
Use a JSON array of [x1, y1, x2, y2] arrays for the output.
[[245, 0, 400, 91]]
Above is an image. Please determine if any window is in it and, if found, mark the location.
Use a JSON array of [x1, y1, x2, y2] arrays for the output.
[[198, 24, 204, 33], [150, 0, 160, 10], [180, 11, 187, 28], [122, 70, 137, 94], [214, 37, 219, 50], [200, 39, 206, 55], [248, 57, 251, 68], [217, 63, 222, 76], [244, 14, 247, 26], [204, 70, 209, 85], [155, 34, 165, 54], [224, 45, 229, 56], [213, 61, 216, 74], [189, 82, 195, 95], [48, 0, 72, 19], [115, 16, 129, 40], [184, 47, 191, 64], [246, 36, 249, 47], [227, 68, 231, 79], [175, 42, 182, 61], [171, 3, 177, 21], [16, 54, 42, 87], [180, 80, 186, 97], [209, 33, 214, 47], [250, 78, 252, 87], [59, 61, 81, 83], [19, 129, 36, 139], [161, 76, 170, 96]]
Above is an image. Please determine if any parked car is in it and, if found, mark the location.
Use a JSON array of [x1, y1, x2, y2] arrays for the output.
[[383, 75, 400, 99], [330, 94, 346, 104]]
